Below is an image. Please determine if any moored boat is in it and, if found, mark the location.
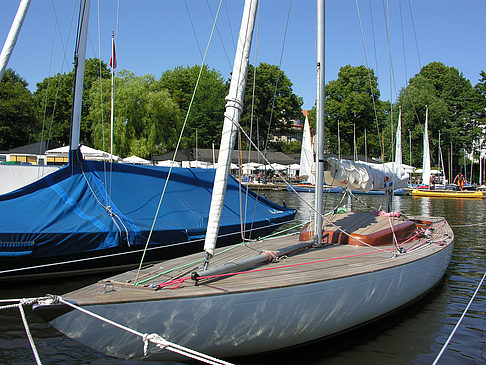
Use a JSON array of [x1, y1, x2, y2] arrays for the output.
[[32, 0, 455, 362], [412, 189, 483, 199]]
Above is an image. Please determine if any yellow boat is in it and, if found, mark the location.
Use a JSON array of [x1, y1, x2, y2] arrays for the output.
[[412, 189, 484, 199]]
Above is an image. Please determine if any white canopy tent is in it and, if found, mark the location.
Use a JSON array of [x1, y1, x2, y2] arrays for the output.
[[122, 155, 151, 165], [45, 145, 121, 162], [156, 160, 181, 167]]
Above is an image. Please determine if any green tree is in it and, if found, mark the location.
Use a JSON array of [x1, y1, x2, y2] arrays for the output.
[[0, 69, 37, 149], [33, 58, 110, 147], [241, 63, 303, 150], [398, 62, 482, 170], [87, 70, 181, 158], [159, 65, 227, 149], [324, 65, 385, 158]]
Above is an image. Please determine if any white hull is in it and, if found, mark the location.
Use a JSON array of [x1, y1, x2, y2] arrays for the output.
[[49, 241, 453, 361]]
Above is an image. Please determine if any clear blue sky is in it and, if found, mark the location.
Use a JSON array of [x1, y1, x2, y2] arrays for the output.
[[1, 0, 485, 111]]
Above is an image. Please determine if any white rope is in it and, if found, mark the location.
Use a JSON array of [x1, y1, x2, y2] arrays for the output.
[[18, 300, 43, 365], [1, 298, 45, 364], [432, 270, 486, 365], [55, 297, 233, 364]]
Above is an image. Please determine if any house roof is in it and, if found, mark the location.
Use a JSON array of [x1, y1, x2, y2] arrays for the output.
[[0, 141, 61, 155]]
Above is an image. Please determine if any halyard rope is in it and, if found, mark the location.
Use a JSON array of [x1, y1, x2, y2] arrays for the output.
[[0, 298, 43, 365]]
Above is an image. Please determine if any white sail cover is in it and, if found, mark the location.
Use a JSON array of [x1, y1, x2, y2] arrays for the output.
[[299, 115, 316, 184], [325, 157, 409, 191], [422, 107, 431, 186], [203, 0, 258, 257]]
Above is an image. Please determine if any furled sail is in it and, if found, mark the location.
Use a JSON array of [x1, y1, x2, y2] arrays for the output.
[[325, 157, 409, 192]]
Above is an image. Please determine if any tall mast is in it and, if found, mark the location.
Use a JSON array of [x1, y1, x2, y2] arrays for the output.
[[0, 0, 31, 81], [110, 30, 116, 160], [70, 0, 91, 151], [314, 0, 325, 244], [203, 0, 259, 263]]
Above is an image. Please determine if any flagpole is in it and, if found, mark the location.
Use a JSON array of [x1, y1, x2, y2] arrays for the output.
[[110, 30, 116, 162]]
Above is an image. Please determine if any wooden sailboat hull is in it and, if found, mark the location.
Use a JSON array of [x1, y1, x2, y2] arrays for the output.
[[38, 216, 453, 361]]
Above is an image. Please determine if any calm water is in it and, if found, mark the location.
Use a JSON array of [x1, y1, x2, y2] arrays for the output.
[[1, 191, 485, 364]]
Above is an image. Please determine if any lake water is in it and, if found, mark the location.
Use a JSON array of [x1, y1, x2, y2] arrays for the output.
[[1, 191, 485, 364]]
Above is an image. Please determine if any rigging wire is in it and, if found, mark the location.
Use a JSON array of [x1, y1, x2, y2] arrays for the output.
[[368, 0, 379, 79], [224, 0, 237, 55], [205, 0, 233, 70], [240, 0, 262, 241], [134, 0, 225, 284], [39, 0, 59, 155], [95, 0, 108, 207], [354, 0, 384, 160], [184, 0, 204, 61], [263, 0, 292, 153], [43, 1, 77, 153], [407, 0, 421, 70]]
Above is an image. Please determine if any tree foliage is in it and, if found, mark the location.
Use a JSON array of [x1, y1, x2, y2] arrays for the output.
[[87, 70, 181, 158], [159, 65, 227, 149], [397, 62, 483, 170], [0, 69, 37, 150], [241, 63, 303, 150], [324, 65, 386, 158], [32, 58, 110, 147]]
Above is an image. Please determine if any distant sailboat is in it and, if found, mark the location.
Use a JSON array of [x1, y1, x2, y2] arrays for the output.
[[422, 106, 431, 186], [299, 112, 316, 185]]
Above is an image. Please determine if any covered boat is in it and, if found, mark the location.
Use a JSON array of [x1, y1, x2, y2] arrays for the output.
[[0, 149, 295, 280]]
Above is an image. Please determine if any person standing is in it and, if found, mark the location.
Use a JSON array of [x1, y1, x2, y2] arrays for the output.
[[454, 172, 465, 191]]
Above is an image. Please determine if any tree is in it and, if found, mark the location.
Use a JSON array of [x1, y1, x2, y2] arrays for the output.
[[241, 63, 303, 150], [159, 65, 227, 149], [0, 69, 37, 149], [87, 70, 181, 158], [33, 58, 110, 147], [397, 62, 482, 170], [324, 65, 385, 158]]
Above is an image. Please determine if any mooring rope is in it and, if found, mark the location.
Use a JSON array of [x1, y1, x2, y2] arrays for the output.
[[1, 296, 231, 365], [52, 296, 233, 365], [0, 298, 43, 365], [432, 270, 486, 365]]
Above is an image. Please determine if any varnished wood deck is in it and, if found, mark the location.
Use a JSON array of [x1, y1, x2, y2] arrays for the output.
[[64, 212, 453, 306]]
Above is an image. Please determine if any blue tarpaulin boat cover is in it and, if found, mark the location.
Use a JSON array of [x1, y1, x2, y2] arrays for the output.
[[0, 150, 295, 258]]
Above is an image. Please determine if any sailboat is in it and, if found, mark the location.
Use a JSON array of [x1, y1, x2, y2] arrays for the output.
[[0, 0, 296, 281], [288, 111, 342, 193], [289, 112, 405, 196], [34, 0, 454, 362], [412, 107, 482, 198]]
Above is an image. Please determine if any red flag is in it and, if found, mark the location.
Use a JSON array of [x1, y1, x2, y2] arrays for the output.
[[110, 38, 117, 69]]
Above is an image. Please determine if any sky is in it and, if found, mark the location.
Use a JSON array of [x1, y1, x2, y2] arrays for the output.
[[1, 0, 485, 111]]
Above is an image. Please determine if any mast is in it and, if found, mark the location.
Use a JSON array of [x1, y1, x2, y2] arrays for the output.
[[110, 30, 116, 161], [0, 0, 31, 81], [203, 0, 259, 262], [70, 0, 91, 151], [314, 0, 325, 244], [421, 105, 431, 186]]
